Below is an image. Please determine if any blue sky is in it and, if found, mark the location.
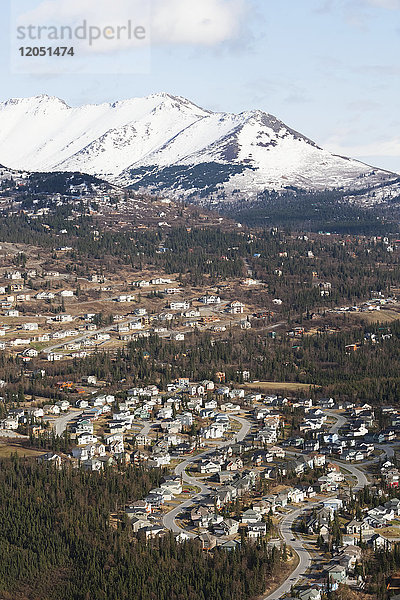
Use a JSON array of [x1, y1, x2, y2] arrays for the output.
[[1, 0, 400, 172]]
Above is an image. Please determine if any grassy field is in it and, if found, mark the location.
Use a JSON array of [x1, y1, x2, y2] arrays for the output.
[[242, 381, 319, 393], [0, 440, 43, 458], [351, 309, 400, 324], [375, 525, 400, 538]]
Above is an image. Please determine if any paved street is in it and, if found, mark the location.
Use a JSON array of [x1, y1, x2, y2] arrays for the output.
[[325, 410, 347, 434], [324, 410, 370, 490], [52, 410, 83, 436], [263, 506, 312, 600], [162, 415, 251, 535], [263, 407, 373, 597], [43, 319, 142, 353]]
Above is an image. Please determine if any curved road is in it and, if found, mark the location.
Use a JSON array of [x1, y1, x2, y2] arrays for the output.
[[325, 410, 347, 434], [42, 317, 145, 354], [163, 406, 393, 597], [264, 505, 312, 600], [263, 408, 371, 597], [162, 415, 251, 535], [282, 446, 369, 491], [324, 409, 370, 490], [53, 410, 83, 436], [265, 408, 397, 597], [333, 458, 369, 490]]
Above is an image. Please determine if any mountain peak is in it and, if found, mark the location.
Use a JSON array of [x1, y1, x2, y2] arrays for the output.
[[8, 93, 67, 104], [2, 94, 69, 112], [146, 92, 212, 115], [35, 93, 68, 104]]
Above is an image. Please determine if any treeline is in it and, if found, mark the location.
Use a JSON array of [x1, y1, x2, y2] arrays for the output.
[[22, 318, 400, 404], [224, 188, 400, 234], [25, 171, 108, 195], [246, 229, 400, 314], [0, 210, 398, 304], [28, 430, 73, 452], [364, 544, 400, 600], [0, 457, 283, 600], [0, 213, 245, 283], [3, 318, 400, 405], [123, 321, 400, 403]]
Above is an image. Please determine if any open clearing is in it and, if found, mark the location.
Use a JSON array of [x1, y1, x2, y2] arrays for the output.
[[351, 309, 400, 324], [242, 381, 319, 393], [0, 440, 43, 458]]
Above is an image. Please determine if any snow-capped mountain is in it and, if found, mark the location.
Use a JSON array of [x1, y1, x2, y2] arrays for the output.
[[0, 93, 399, 204]]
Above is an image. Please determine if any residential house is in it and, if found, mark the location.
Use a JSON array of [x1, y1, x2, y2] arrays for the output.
[[200, 460, 221, 474], [226, 301, 244, 314], [197, 532, 217, 550], [298, 589, 322, 600], [288, 488, 305, 504], [326, 564, 347, 590], [213, 518, 239, 537], [82, 458, 103, 471], [346, 520, 372, 536], [126, 514, 150, 533], [322, 498, 343, 513], [247, 522, 267, 539], [241, 509, 262, 524]]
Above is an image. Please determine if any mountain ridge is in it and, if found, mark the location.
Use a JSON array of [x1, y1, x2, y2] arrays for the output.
[[0, 92, 399, 205]]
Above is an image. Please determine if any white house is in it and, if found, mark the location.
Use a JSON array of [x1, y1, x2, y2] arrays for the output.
[[200, 460, 221, 474], [56, 400, 70, 411], [1, 417, 19, 430], [170, 332, 185, 341], [23, 348, 39, 358], [36, 292, 55, 300], [170, 301, 190, 310], [199, 295, 221, 304], [202, 424, 225, 439], [241, 509, 262, 525], [47, 353, 63, 361], [43, 404, 61, 415], [76, 399, 89, 409], [5, 270, 22, 280], [23, 323, 39, 331], [148, 453, 171, 467], [37, 334, 50, 342], [10, 338, 30, 346], [77, 433, 98, 445], [226, 301, 244, 314], [322, 498, 343, 513], [95, 333, 111, 341], [53, 314, 73, 323]]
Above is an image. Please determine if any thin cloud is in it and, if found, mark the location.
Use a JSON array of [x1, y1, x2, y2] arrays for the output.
[[15, 0, 250, 53], [364, 0, 400, 8], [347, 100, 381, 111], [325, 134, 400, 158], [152, 0, 248, 46]]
